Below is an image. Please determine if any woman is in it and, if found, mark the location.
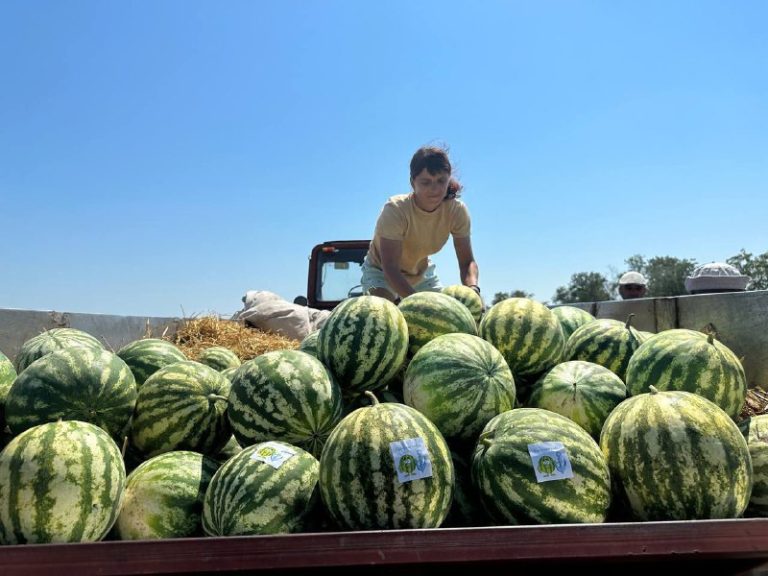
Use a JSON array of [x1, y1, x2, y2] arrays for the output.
[[361, 145, 480, 303]]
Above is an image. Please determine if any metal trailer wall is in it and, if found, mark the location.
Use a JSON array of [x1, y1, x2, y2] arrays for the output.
[[567, 289, 768, 389], [0, 308, 181, 362]]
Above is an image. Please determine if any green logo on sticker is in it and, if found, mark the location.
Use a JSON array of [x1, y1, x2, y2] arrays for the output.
[[537, 455, 556, 476], [257, 446, 277, 458], [398, 454, 418, 475]]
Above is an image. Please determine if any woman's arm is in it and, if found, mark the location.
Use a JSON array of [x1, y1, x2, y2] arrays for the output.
[[454, 236, 479, 290], [379, 237, 417, 299]]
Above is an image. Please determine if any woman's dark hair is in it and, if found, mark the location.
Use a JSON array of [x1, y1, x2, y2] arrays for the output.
[[409, 145, 463, 199]]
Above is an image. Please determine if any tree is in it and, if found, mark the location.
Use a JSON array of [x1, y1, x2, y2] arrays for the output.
[[492, 290, 534, 305], [552, 272, 611, 304], [727, 249, 768, 290], [620, 254, 697, 297]]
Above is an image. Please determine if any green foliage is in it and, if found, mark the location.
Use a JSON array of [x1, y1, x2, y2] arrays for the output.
[[727, 249, 768, 290], [552, 272, 611, 304], [491, 290, 533, 305], [621, 255, 697, 297]]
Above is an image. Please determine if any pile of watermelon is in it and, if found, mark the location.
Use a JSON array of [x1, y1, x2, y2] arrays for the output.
[[0, 289, 761, 544]]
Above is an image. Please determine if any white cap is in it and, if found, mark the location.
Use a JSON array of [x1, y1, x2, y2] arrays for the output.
[[685, 262, 750, 293], [619, 271, 647, 286]]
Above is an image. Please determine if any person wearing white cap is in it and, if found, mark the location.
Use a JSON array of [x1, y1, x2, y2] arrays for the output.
[[618, 271, 648, 300], [685, 262, 750, 295]]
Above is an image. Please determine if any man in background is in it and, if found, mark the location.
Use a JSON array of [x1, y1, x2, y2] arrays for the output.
[[618, 271, 648, 300]]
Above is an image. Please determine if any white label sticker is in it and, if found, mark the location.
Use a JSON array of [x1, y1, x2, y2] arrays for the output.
[[390, 437, 433, 483], [528, 441, 574, 482], [251, 442, 297, 469]]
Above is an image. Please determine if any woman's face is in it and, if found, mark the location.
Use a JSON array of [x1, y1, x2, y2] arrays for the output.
[[411, 168, 450, 212]]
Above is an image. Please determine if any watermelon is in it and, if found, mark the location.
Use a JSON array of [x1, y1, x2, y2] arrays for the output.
[[298, 330, 320, 358], [116, 338, 187, 387], [398, 291, 478, 356], [550, 305, 595, 341], [0, 350, 16, 429], [202, 440, 320, 536], [221, 366, 239, 381], [741, 414, 768, 517], [479, 298, 565, 378], [5, 346, 137, 440], [316, 296, 408, 394], [114, 450, 220, 540], [403, 333, 516, 442], [15, 327, 103, 373], [319, 393, 454, 530], [600, 387, 752, 520], [0, 420, 125, 544], [442, 449, 492, 528], [527, 360, 626, 439], [625, 328, 747, 420], [130, 360, 231, 458], [198, 346, 241, 372], [472, 408, 612, 524], [441, 284, 484, 325], [227, 350, 343, 458], [564, 316, 644, 382]]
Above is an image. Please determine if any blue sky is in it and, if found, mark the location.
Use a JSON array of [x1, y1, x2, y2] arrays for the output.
[[1, 1, 766, 318]]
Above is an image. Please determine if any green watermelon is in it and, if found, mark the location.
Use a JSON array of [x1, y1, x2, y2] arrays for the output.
[[227, 350, 343, 458], [5, 346, 137, 440], [403, 333, 515, 442], [741, 414, 768, 517], [600, 387, 752, 521], [0, 350, 16, 429], [211, 434, 243, 464], [221, 366, 239, 381], [550, 305, 595, 341], [316, 296, 408, 394], [442, 449, 492, 528], [198, 346, 241, 372], [202, 440, 319, 536], [0, 420, 126, 544], [15, 327, 103, 373], [472, 408, 612, 524], [479, 298, 565, 378], [130, 360, 231, 458], [441, 284, 484, 325], [114, 450, 220, 540], [527, 360, 626, 439], [398, 291, 478, 356], [319, 393, 454, 530], [298, 330, 320, 358], [116, 338, 187, 387], [564, 316, 644, 382], [625, 329, 747, 420]]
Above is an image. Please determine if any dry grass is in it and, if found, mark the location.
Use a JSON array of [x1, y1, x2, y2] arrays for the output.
[[740, 386, 768, 420], [165, 315, 299, 362]]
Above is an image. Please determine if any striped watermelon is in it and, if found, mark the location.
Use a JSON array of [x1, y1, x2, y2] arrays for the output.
[[472, 408, 612, 524], [198, 346, 241, 372], [114, 450, 220, 540], [741, 415, 768, 517], [130, 360, 231, 458], [298, 330, 320, 358], [441, 284, 484, 325], [116, 338, 187, 387], [5, 346, 137, 440], [479, 298, 565, 378], [625, 328, 747, 420], [551, 305, 595, 340], [0, 350, 16, 429], [202, 440, 320, 536], [398, 291, 478, 356], [527, 360, 627, 439], [316, 296, 408, 394], [403, 333, 516, 442], [0, 420, 126, 544], [211, 434, 243, 464], [221, 366, 239, 381], [442, 449, 491, 528], [319, 393, 454, 530], [564, 316, 644, 382], [227, 350, 343, 458], [15, 327, 103, 373], [600, 387, 752, 520]]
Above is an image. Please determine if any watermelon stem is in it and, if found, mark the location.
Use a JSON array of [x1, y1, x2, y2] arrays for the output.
[[208, 394, 229, 404], [625, 313, 635, 329], [364, 391, 379, 406]]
